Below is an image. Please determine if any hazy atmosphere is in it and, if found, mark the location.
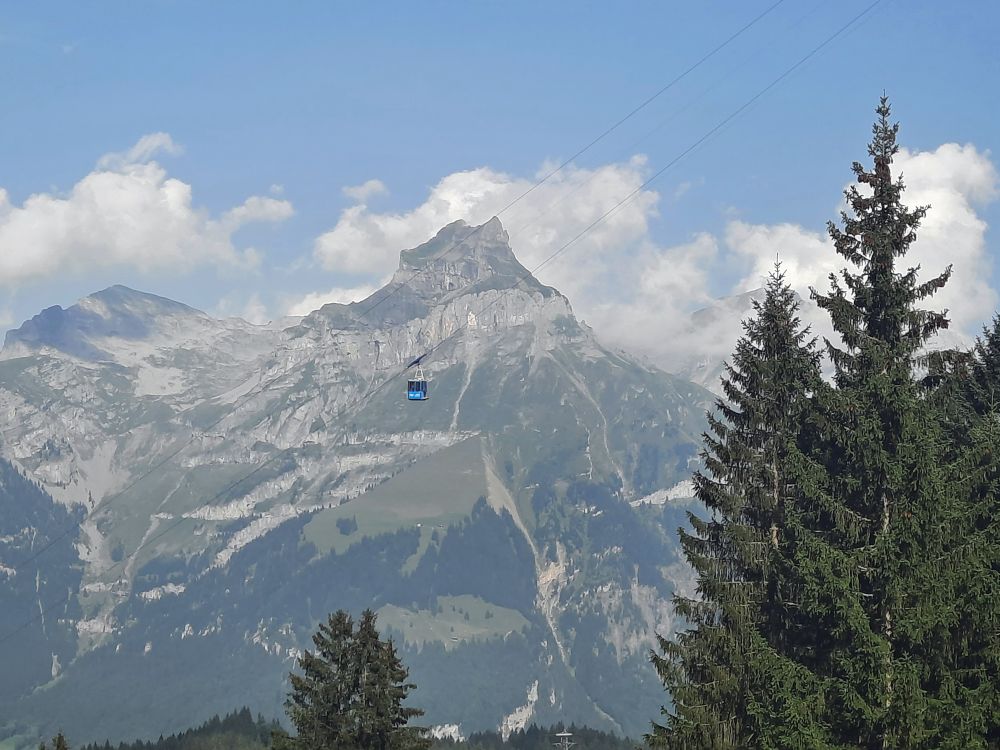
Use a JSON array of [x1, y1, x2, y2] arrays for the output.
[[3, 2, 998, 361], [2, 2, 998, 749]]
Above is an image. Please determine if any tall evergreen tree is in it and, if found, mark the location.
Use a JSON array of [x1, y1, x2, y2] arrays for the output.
[[927, 315, 1000, 745], [941, 401, 1000, 746], [801, 96, 965, 748], [352, 610, 428, 750], [648, 266, 822, 748], [275, 609, 429, 750], [650, 97, 999, 749], [958, 315, 1000, 418], [276, 610, 357, 748]]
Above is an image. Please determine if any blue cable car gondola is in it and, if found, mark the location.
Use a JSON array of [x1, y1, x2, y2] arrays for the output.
[[406, 363, 429, 401]]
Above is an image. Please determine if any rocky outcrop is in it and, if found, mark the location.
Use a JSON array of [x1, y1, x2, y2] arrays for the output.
[[0, 219, 711, 742]]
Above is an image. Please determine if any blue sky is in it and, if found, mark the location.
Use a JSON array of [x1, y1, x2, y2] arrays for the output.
[[1, 1, 998, 360]]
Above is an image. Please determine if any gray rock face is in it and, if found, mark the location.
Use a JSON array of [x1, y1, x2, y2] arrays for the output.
[[392, 217, 547, 301], [4, 286, 202, 361], [0, 219, 711, 744]]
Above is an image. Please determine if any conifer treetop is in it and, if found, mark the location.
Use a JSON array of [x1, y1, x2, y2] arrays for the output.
[[648, 262, 823, 748], [813, 96, 951, 383]]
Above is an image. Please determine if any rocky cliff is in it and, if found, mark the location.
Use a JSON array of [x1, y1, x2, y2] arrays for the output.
[[0, 218, 711, 744]]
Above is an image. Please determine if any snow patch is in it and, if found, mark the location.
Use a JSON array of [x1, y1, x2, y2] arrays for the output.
[[77, 616, 115, 635]]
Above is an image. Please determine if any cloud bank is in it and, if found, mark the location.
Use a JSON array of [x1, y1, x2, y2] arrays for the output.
[[0, 134, 293, 288], [729, 144, 998, 333], [312, 156, 658, 306], [285, 283, 381, 317], [302, 143, 998, 374]]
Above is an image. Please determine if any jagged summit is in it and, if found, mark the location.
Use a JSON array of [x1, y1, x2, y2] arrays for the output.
[[397, 217, 509, 268], [0, 216, 716, 742], [310, 217, 556, 329], [391, 216, 552, 301]]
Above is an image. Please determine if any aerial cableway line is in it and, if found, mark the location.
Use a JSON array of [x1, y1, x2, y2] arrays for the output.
[[2, 0, 786, 577], [0, 0, 884, 646]]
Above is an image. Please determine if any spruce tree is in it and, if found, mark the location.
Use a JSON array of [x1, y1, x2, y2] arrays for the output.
[[802, 96, 964, 748], [353, 610, 428, 750], [275, 610, 356, 749], [276, 609, 429, 750], [941, 403, 1000, 746], [928, 315, 1000, 745], [648, 266, 822, 748], [960, 315, 1000, 418], [650, 97, 999, 749]]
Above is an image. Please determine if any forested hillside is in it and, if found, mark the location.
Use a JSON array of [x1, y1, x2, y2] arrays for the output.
[[0, 459, 83, 706]]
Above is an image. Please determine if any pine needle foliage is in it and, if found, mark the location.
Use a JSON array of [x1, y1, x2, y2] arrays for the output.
[[650, 97, 999, 749], [927, 317, 1000, 746], [648, 266, 822, 748], [274, 609, 429, 750], [800, 96, 971, 749], [956, 315, 1000, 420]]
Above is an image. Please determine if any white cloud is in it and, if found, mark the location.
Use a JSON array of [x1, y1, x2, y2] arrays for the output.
[[726, 143, 999, 335], [309, 142, 997, 377], [342, 179, 388, 203], [239, 294, 270, 325], [285, 283, 381, 317], [96, 132, 182, 170], [222, 195, 295, 230], [585, 233, 722, 362], [315, 156, 658, 307], [0, 134, 293, 288], [727, 221, 837, 294], [214, 292, 273, 324], [672, 178, 703, 200], [894, 143, 998, 331]]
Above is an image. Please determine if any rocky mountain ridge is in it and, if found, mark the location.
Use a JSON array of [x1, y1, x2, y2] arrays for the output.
[[0, 218, 711, 745]]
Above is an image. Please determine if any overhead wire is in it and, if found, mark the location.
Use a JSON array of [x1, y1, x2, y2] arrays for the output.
[[388, 0, 885, 384], [508, 0, 830, 239], [0, 0, 883, 647], [337, 0, 787, 325], [1, 0, 786, 578]]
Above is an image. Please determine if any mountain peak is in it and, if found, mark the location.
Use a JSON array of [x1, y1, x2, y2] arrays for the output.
[[84, 285, 200, 316], [303, 217, 559, 331], [390, 217, 549, 303], [2, 286, 205, 361], [397, 216, 511, 270]]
